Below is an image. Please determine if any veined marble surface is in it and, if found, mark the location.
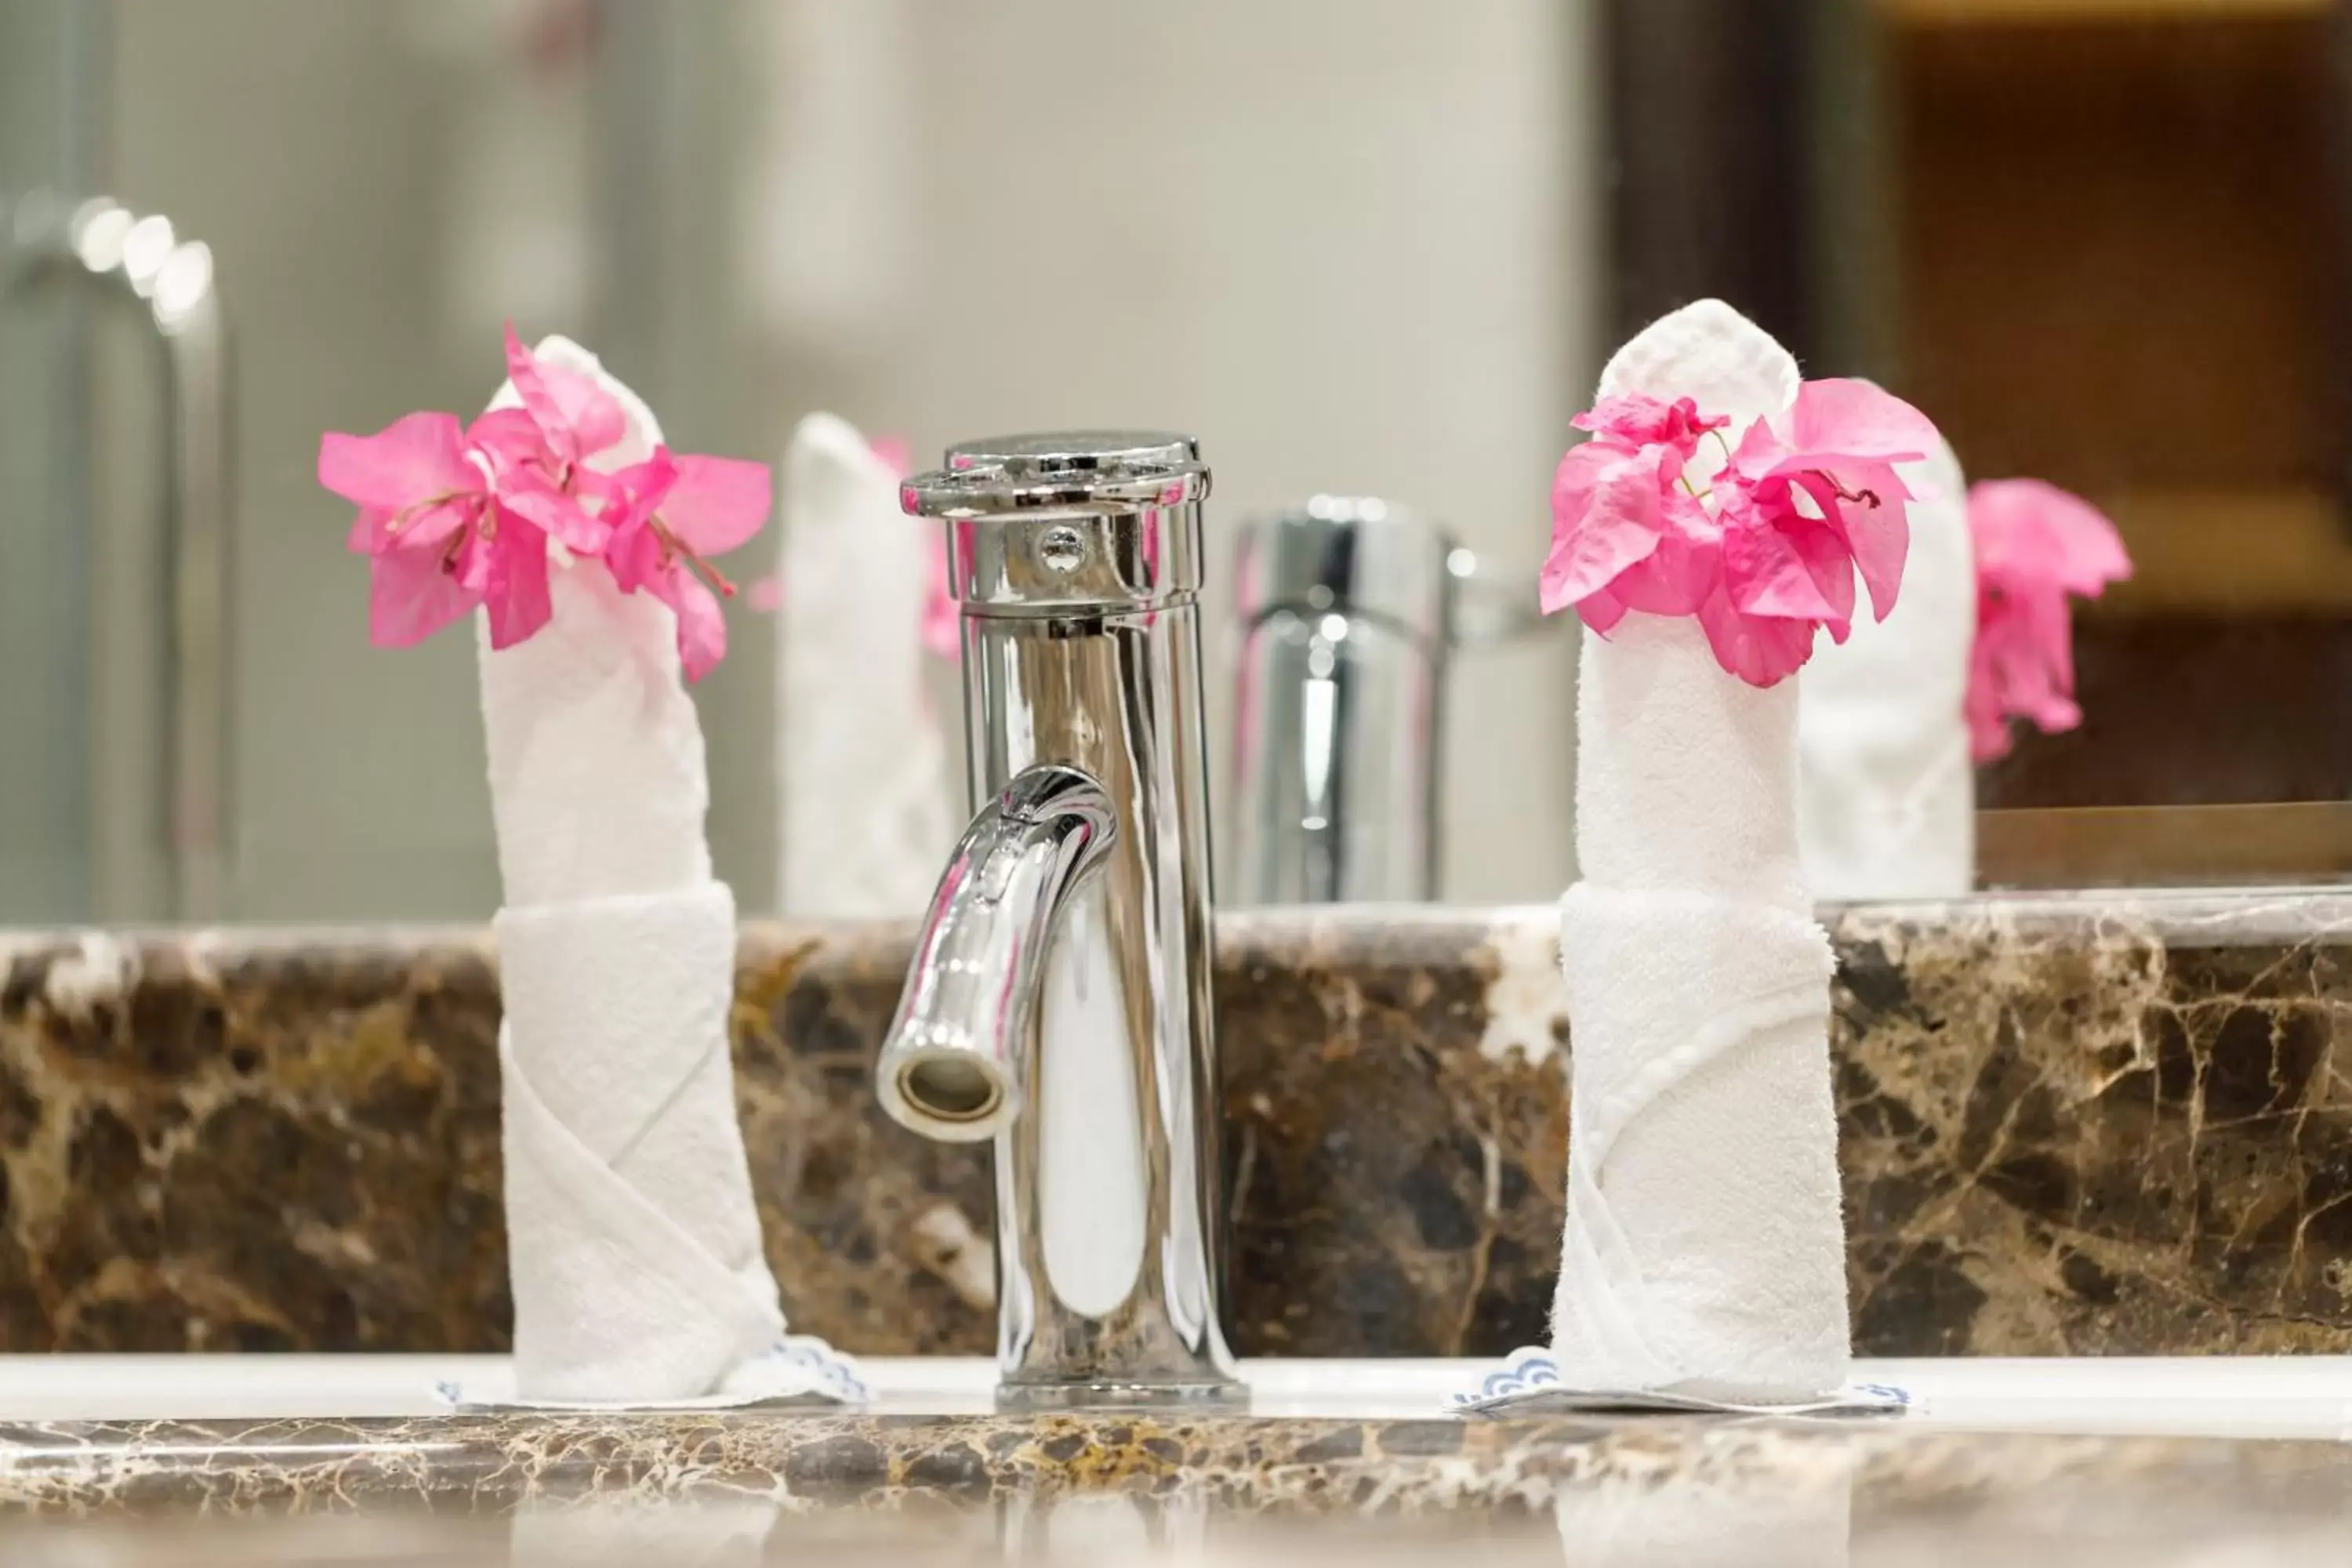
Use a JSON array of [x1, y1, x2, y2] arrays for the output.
[[2, 891, 2350, 1359], [0, 1357, 2348, 1563]]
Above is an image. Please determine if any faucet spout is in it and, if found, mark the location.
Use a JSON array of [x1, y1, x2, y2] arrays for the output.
[[877, 764, 1115, 1142]]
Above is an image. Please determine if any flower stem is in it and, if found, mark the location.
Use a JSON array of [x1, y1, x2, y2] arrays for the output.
[[655, 517, 739, 598], [1812, 470, 1882, 509]]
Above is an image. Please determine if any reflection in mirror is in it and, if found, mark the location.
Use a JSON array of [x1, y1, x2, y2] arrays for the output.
[[1553, 1445, 1856, 1568], [1608, 0, 2350, 895], [2, 2, 2349, 916]]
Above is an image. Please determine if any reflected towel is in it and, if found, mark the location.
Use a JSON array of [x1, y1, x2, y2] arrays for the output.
[[477, 337, 786, 1403], [775, 412, 954, 917], [1798, 432, 1975, 900]]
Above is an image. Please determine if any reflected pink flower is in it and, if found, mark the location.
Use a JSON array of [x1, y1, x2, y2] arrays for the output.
[[604, 446, 775, 681], [867, 434, 913, 477], [318, 409, 556, 651], [1965, 479, 2132, 763], [744, 573, 786, 614], [921, 533, 960, 660], [323, 330, 773, 676]]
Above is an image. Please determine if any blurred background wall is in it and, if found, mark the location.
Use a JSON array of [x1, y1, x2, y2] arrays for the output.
[[24, 0, 1595, 919], [16, 0, 2339, 918]]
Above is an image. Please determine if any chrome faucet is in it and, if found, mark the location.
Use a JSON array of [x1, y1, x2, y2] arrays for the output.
[[880, 432, 1241, 1410], [1229, 496, 1552, 905]]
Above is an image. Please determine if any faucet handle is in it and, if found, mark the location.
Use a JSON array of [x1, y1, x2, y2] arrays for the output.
[[903, 430, 1207, 615]]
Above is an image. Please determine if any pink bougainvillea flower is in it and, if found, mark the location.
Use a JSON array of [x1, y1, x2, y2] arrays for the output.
[[1544, 375, 1941, 688], [604, 445, 775, 681], [1541, 422, 1721, 624], [318, 408, 557, 651], [1704, 379, 1938, 683], [1544, 393, 1734, 626], [1724, 379, 1936, 621], [1965, 478, 2132, 763], [323, 329, 775, 676]]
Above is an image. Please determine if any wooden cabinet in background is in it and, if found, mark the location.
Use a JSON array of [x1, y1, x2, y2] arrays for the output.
[[1884, 0, 2352, 813]]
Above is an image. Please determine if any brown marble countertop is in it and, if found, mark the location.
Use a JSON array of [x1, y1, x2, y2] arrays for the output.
[[5, 890, 2352, 1360], [1, 1404, 2350, 1566]]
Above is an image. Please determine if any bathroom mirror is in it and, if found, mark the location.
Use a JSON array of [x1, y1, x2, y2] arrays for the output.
[[0, 0, 2343, 921]]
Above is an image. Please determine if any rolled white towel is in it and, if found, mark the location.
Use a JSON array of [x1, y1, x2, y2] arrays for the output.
[[1551, 299, 1853, 1404], [775, 412, 954, 917], [1553, 882, 1841, 1399], [477, 337, 786, 1403], [497, 883, 781, 1402], [1798, 432, 1975, 900]]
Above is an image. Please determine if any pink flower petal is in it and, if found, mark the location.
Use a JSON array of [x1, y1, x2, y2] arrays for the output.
[[604, 517, 666, 597], [481, 512, 554, 651], [1541, 445, 1673, 614], [1725, 416, 1793, 485], [1785, 379, 1937, 463], [653, 568, 728, 683], [347, 506, 391, 554], [595, 451, 678, 594], [1817, 460, 1911, 622], [1722, 497, 1856, 623], [367, 550, 477, 649], [319, 412, 475, 513], [503, 324, 627, 464], [1697, 585, 1817, 688], [1608, 492, 1722, 616], [345, 497, 474, 557], [660, 454, 772, 557], [1576, 582, 1631, 636], [500, 467, 610, 557], [465, 406, 546, 470]]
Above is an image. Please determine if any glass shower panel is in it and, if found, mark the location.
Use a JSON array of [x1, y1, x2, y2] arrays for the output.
[[0, 0, 102, 921]]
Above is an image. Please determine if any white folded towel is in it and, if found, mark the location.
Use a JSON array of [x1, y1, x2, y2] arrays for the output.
[[1554, 881, 1842, 1398], [477, 336, 786, 1403], [775, 412, 954, 917], [497, 883, 781, 1402], [1798, 431, 1975, 900], [1551, 299, 1852, 1403]]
